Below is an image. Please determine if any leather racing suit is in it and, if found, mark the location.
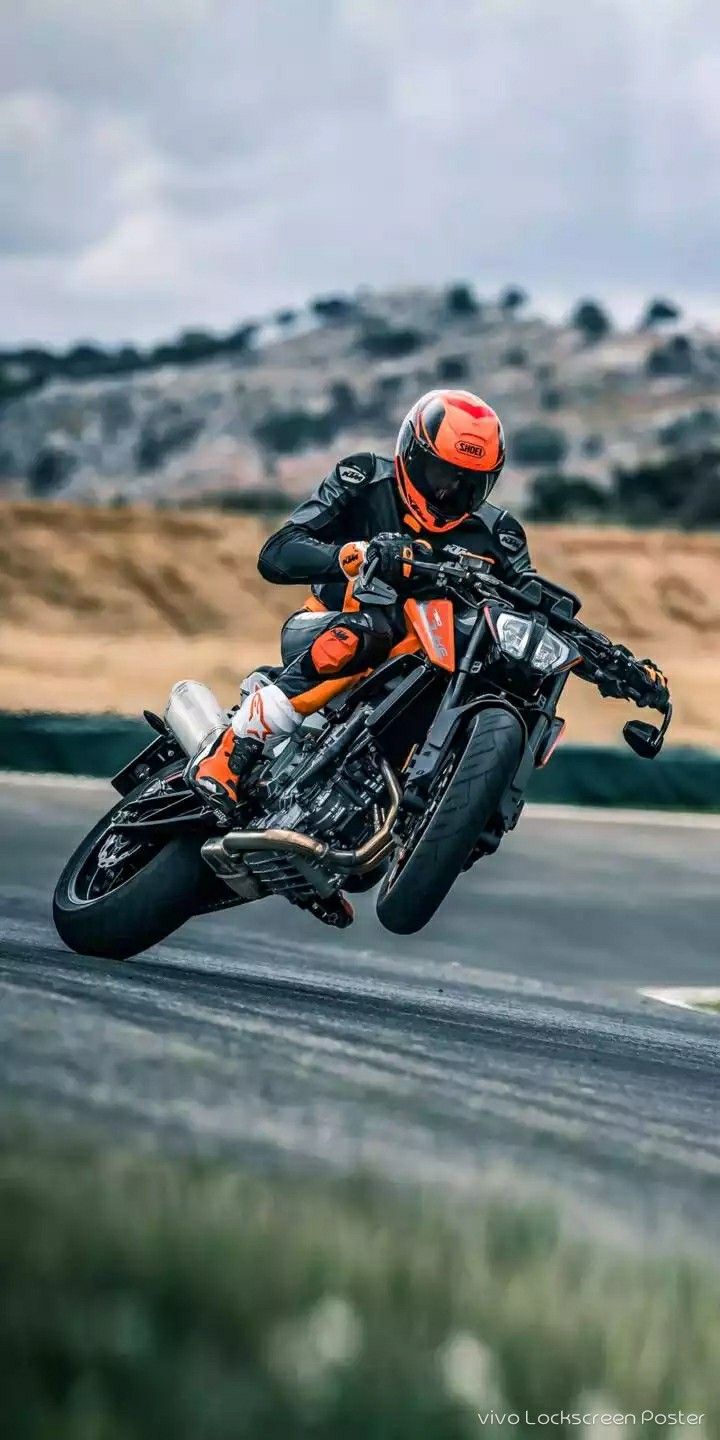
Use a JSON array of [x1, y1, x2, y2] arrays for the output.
[[258, 451, 535, 707]]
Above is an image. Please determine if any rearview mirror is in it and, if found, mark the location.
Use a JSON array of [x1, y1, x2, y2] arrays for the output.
[[517, 577, 543, 606], [623, 719, 664, 759]]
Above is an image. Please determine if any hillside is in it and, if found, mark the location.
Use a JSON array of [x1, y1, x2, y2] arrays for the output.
[[1, 502, 717, 748], [2, 286, 719, 518]]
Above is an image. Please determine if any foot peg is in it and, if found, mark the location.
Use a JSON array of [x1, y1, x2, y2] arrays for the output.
[[305, 893, 355, 928]]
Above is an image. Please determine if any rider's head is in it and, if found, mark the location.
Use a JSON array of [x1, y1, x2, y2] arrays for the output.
[[395, 389, 505, 533]]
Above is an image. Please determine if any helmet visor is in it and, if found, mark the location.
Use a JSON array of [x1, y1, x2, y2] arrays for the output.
[[404, 434, 497, 517]]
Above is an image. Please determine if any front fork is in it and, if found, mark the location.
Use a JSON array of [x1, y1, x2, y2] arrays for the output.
[[402, 612, 571, 818]]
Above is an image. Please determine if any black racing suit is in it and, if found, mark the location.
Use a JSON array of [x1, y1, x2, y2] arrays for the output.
[[258, 451, 534, 702], [258, 451, 668, 712]]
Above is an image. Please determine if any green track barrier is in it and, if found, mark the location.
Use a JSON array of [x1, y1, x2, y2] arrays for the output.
[[1, 711, 719, 810]]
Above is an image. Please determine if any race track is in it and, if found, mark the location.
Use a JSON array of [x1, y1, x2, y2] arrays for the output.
[[1, 775, 720, 1242]]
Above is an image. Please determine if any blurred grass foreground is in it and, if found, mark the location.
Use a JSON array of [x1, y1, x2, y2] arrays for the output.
[[1, 1130, 718, 1439]]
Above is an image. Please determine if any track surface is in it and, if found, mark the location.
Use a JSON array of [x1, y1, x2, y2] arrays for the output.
[[1, 776, 720, 1241]]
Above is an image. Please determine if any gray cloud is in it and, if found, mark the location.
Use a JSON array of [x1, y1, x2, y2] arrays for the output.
[[1, 0, 719, 344]]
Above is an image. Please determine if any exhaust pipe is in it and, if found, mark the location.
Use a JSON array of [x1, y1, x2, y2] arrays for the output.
[[221, 759, 401, 872]]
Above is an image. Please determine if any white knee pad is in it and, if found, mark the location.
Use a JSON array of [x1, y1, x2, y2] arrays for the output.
[[232, 680, 300, 747]]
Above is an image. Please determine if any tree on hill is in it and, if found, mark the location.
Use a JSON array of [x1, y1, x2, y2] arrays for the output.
[[571, 299, 611, 343], [641, 297, 681, 328], [445, 283, 480, 317], [499, 286, 527, 313], [311, 295, 357, 323]]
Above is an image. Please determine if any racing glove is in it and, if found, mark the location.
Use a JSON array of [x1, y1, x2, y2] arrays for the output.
[[598, 646, 669, 709], [364, 533, 431, 587], [635, 658, 670, 709]]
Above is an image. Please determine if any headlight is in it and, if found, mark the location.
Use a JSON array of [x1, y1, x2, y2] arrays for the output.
[[532, 630, 570, 672], [496, 612, 533, 659]]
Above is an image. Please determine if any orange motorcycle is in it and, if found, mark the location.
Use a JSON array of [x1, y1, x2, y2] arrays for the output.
[[53, 550, 671, 956]]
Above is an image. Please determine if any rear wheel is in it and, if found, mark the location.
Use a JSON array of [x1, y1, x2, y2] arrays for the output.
[[376, 707, 523, 935], [53, 766, 219, 960]]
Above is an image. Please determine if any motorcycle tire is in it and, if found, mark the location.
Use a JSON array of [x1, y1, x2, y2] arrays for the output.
[[376, 707, 523, 935], [53, 769, 212, 960]]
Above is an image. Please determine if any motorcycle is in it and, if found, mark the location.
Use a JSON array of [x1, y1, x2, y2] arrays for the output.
[[53, 550, 671, 957]]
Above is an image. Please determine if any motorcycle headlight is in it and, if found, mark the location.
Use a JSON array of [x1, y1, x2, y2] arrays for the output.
[[496, 612, 533, 659], [532, 630, 571, 672]]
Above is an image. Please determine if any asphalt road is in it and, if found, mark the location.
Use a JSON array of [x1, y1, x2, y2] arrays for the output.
[[1, 774, 720, 1243]]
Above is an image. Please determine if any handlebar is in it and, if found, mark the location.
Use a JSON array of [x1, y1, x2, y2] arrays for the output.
[[388, 553, 671, 716]]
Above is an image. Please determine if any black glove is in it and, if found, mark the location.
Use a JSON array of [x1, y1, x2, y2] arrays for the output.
[[365, 533, 430, 587], [634, 657, 670, 710], [598, 646, 669, 709]]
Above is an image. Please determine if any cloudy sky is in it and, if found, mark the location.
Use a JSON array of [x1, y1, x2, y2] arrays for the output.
[[2, 0, 719, 345]]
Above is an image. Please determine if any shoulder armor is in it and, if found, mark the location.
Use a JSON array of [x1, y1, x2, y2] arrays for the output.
[[336, 452, 377, 487], [475, 500, 506, 533]]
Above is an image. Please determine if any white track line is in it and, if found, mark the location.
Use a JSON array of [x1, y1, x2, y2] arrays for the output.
[[1, 772, 720, 829], [642, 987, 720, 1013], [525, 802, 720, 830]]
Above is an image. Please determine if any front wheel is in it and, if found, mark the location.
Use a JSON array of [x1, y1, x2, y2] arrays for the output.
[[376, 707, 524, 935], [53, 766, 219, 960]]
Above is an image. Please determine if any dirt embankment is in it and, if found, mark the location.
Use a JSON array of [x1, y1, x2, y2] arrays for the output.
[[0, 502, 714, 748]]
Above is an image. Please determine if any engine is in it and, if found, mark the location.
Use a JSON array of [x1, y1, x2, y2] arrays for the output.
[[240, 729, 389, 906], [263, 741, 387, 850]]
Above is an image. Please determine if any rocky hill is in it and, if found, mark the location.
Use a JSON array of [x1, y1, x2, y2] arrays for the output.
[[2, 501, 718, 748], [2, 285, 719, 517]]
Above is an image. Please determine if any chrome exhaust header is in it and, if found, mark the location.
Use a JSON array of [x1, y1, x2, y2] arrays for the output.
[[221, 759, 401, 872]]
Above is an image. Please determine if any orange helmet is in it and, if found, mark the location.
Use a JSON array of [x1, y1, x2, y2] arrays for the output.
[[395, 389, 506, 532]]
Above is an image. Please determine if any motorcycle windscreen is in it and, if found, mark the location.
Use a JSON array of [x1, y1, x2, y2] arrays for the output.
[[404, 598, 456, 672]]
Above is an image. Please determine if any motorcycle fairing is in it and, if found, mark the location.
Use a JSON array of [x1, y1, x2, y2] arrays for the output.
[[404, 598, 456, 672]]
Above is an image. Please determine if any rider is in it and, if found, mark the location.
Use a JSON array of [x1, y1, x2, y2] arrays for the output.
[[188, 388, 669, 815]]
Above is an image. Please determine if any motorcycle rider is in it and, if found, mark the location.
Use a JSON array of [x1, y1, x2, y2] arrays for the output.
[[188, 388, 669, 815]]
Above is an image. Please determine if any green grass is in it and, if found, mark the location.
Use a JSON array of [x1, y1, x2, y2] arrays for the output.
[[1, 1128, 717, 1438]]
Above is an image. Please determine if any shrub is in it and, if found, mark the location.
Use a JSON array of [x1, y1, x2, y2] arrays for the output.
[[113, 345, 144, 373], [63, 343, 114, 378], [444, 282, 480, 317], [511, 423, 568, 467], [526, 472, 608, 521], [135, 406, 203, 470], [659, 408, 720, 451], [189, 489, 291, 515], [0, 368, 44, 404], [502, 346, 528, 368], [646, 335, 694, 377], [222, 323, 258, 354], [613, 449, 720, 526], [571, 299, 611, 343], [358, 326, 424, 360], [254, 407, 335, 454], [581, 433, 604, 458], [437, 355, 469, 382], [327, 381, 359, 426], [373, 373, 403, 399], [28, 443, 74, 496]]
